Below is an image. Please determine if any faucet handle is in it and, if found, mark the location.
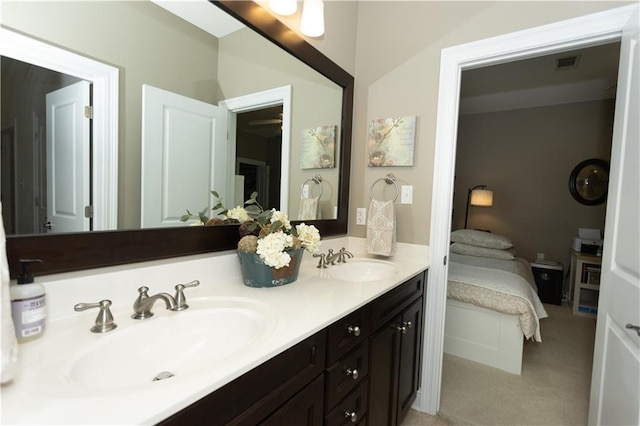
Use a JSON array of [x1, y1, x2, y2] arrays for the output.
[[313, 253, 327, 268], [172, 280, 200, 311], [74, 299, 117, 333]]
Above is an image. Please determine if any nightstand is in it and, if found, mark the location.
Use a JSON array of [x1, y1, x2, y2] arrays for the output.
[[570, 250, 601, 318]]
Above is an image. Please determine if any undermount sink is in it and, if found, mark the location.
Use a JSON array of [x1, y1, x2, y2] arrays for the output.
[[63, 297, 277, 392], [326, 258, 400, 282]]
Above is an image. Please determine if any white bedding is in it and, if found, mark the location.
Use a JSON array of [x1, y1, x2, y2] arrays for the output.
[[448, 253, 548, 341]]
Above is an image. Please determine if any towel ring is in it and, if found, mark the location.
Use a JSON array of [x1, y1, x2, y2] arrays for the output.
[[302, 174, 323, 199], [369, 173, 399, 202]]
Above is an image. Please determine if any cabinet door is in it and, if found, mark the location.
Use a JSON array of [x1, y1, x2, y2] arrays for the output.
[[367, 316, 401, 426], [396, 297, 423, 425], [261, 374, 325, 426]]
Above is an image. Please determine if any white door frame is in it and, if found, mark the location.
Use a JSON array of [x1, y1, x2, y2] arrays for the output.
[[420, 4, 639, 415], [0, 27, 119, 230], [219, 86, 291, 213]]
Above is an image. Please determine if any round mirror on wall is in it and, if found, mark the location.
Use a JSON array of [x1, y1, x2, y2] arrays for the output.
[[568, 158, 610, 205]]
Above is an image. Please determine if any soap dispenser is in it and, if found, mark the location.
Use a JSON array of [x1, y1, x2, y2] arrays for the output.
[[10, 259, 46, 342]]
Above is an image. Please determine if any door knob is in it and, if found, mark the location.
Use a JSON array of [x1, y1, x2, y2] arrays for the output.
[[626, 324, 640, 337]]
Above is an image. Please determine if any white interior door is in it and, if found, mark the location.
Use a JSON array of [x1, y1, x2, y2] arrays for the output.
[[141, 85, 227, 228], [45, 81, 91, 233], [589, 8, 640, 425]]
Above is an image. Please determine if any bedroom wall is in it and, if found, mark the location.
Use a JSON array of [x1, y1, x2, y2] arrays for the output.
[[453, 99, 613, 269]]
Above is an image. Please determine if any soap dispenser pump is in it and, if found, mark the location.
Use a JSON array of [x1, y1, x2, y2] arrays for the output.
[[10, 259, 46, 342]]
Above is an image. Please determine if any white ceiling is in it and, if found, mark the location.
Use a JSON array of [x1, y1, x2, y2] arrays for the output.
[[459, 42, 621, 115], [151, 0, 244, 38]]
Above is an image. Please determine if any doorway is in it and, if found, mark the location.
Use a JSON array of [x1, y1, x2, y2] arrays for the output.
[[0, 27, 118, 231], [235, 105, 283, 209], [0, 57, 86, 234], [438, 42, 618, 424], [219, 85, 292, 214], [419, 4, 637, 417]]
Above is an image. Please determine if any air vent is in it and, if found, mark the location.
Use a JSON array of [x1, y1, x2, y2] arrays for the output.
[[556, 54, 581, 70]]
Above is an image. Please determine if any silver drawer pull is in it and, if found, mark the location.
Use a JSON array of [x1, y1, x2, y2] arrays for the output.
[[405, 321, 413, 329], [626, 324, 640, 337], [346, 368, 359, 380], [344, 410, 358, 423], [347, 325, 361, 337], [397, 325, 407, 333]]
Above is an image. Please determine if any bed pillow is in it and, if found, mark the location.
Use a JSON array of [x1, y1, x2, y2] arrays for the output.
[[450, 229, 513, 249], [450, 242, 516, 260]]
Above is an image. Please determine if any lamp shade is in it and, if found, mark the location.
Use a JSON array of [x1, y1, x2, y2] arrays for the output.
[[269, 0, 297, 16], [300, 0, 325, 37], [470, 189, 493, 207]]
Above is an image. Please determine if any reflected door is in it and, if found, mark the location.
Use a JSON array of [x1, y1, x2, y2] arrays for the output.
[[141, 85, 228, 228], [45, 81, 91, 233]]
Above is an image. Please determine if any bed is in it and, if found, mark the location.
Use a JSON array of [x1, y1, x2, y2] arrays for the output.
[[444, 251, 548, 375]]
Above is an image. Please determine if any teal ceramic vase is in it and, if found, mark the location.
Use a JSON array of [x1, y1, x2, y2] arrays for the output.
[[237, 248, 304, 287]]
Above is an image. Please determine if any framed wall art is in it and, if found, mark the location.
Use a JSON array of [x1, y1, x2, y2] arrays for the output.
[[367, 115, 416, 167], [300, 125, 336, 169]]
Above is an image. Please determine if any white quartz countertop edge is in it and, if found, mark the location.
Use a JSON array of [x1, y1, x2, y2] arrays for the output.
[[1, 238, 429, 425]]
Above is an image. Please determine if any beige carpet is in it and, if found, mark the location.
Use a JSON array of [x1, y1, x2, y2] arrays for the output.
[[437, 303, 596, 425]]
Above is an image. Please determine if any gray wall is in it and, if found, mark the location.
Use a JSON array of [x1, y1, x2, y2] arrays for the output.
[[453, 100, 613, 268]]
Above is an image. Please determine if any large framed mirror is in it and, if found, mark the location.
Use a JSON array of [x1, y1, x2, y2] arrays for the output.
[[2, 0, 353, 277]]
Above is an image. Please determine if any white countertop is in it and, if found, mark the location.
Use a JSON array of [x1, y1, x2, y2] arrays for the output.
[[1, 237, 428, 425]]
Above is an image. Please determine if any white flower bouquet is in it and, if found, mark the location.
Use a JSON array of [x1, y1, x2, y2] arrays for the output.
[[182, 191, 321, 270]]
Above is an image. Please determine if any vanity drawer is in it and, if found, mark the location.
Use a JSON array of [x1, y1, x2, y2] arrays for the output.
[[325, 379, 369, 426], [371, 271, 425, 331], [325, 340, 369, 410], [326, 304, 371, 365]]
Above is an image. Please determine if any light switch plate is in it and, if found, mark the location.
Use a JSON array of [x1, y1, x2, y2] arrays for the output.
[[356, 208, 366, 225], [401, 185, 413, 204]]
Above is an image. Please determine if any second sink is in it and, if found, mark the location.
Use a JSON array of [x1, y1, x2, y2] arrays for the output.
[[326, 258, 400, 282]]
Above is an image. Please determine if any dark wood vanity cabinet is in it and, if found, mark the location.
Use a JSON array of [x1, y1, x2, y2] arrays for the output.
[[369, 274, 425, 426], [157, 270, 426, 426]]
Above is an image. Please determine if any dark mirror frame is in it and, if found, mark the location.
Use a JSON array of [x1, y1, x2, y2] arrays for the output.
[[568, 158, 609, 206], [6, 0, 353, 278]]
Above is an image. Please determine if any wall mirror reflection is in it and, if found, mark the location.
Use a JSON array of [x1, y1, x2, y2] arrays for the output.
[[0, 0, 354, 277], [1, 0, 342, 237]]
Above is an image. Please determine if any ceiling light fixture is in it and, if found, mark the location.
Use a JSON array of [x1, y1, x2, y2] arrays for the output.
[[300, 0, 325, 38], [269, 0, 297, 16]]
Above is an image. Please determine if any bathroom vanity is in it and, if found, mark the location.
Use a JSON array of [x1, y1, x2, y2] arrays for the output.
[[1, 238, 429, 425], [160, 270, 425, 426]]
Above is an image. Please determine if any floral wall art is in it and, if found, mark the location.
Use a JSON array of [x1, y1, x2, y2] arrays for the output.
[[368, 116, 416, 167], [300, 125, 336, 169]]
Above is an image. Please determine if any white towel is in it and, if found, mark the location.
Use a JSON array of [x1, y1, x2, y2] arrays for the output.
[[366, 199, 397, 257], [298, 197, 319, 220], [1, 202, 18, 384]]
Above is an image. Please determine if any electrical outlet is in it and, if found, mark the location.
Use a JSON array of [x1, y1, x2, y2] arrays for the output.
[[356, 208, 367, 225], [537, 253, 545, 261], [401, 185, 413, 204]]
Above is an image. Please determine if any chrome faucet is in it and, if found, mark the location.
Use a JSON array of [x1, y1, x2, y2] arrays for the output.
[[132, 286, 177, 319], [327, 247, 354, 264]]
